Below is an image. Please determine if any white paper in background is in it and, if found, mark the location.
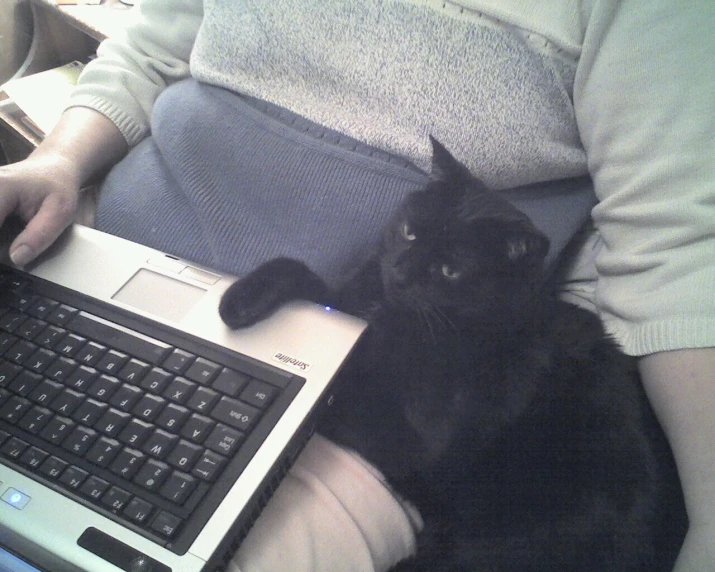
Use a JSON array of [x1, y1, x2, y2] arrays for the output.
[[1, 61, 84, 136]]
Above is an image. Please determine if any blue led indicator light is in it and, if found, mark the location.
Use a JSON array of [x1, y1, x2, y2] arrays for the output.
[[2, 488, 30, 509]]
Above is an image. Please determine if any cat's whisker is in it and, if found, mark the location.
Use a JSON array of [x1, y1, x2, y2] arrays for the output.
[[422, 309, 438, 345], [431, 306, 457, 333]]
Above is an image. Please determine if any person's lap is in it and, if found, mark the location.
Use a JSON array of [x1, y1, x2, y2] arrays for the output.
[[86, 79, 601, 570]]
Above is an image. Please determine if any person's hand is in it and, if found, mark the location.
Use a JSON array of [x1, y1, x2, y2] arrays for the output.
[[0, 107, 128, 266], [0, 150, 83, 266]]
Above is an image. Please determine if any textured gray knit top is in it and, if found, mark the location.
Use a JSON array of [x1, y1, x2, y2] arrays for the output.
[[70, 0, 715, 356]]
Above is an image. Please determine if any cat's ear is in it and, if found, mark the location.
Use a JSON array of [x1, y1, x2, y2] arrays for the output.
[[506, 229, 549, 266], [429, 135, 473, 184]]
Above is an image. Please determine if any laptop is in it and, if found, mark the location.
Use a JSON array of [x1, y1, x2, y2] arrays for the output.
[[0, 224, 367, 572]]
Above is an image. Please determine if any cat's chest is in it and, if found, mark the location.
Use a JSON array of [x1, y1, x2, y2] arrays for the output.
[[359, 316, 471, 376]]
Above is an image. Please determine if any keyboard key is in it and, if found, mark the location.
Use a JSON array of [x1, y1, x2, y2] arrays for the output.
[[39, 455, 69, 479], [62, 426, 99, 456], [150, 510, 182, 538], [27, 298, 58, 320], [110, 448, 146, 479], [73, 398, 108, 426], [29, 379, 63, 406], [34, 325, 66, 349], [163, 377, 196, 405], [40, 415, 76, 445], [0, 311, 26, 333], [140, 368, 172, 394], [25, 347, 57, 373], [54, 333, 86, 357], [162, 349, 194, 375], [7, 339, 37, 364], [9, 370, 41, 397], [75, 341, 107, 367], [65, 365, 98, 392], [156, 403, 190, 432], [0, 361, 22, 386], [70, 312, 172, 365], [204, 424, 244, 457], [80, 475, 110, 501], [184, 358, 220, 385], [17, 405, 52, 434], [211, 396, 260, 432], [166, 440, 203, 471], [124, 497, 154, 524], [191, 450, 226, 482], [1, 436, 29, 459], [240, 380, 278, 409], [109, 384, 143, 412], [186, 386, 220, 414], [49, 389, 84, 416], [59, 465, 89, 489], [0, 332, 18, 355], [20, 446, 49, 469], [160, 471, 197, 505], [6, 291, 34, 310], [101, 486, 132, 512], [132, 394, 166, 422], [141, 429, 178, 460], [86, 437, 122, 468], [118, 359, 149, 384], [17, 318, 46, 341], [0, 395, 31, 423], [96, 350, 128, 375], [87, 375, 121, 402], [118, 418, 153, 448], [95, 409, 131, 438], [180, 414, 215, 444], [134, 458, 171, 491], [45, 356, 77, 382], [212, 368, 249, 397], [47, 304, 77, 327]]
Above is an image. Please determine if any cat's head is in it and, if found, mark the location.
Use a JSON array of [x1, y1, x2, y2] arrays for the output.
[[378, 137, 549, 322]]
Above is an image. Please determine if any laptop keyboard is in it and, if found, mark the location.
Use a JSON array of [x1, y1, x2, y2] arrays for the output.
[[0, 265, 305, 553]]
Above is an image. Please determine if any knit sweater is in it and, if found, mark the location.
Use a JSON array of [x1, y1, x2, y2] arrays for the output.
[[69, 0, 715, 357]]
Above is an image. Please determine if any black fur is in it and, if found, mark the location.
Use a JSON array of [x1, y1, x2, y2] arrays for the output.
[[219, 137, 686, 571]]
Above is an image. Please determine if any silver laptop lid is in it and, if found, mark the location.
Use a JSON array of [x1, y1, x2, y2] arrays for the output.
[[0, 225, 366, 572]]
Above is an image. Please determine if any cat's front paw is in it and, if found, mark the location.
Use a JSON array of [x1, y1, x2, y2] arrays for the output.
[[219, 272, 279, 328], [219, 257, 328, 329]]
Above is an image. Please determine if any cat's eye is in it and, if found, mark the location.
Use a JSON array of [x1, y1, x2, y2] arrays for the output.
[[441, 264, 461, 280], [401, 223, 417, 241]]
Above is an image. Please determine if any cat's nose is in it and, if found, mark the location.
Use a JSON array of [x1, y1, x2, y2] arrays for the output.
[[391, 260, 410, 286]]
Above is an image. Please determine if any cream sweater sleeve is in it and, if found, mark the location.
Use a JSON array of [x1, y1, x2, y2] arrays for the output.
[[574, 0, 715, 356], [68, 0, 203, 146]]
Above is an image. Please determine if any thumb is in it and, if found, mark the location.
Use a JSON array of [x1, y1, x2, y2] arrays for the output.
[[9, 191, 79, 267]]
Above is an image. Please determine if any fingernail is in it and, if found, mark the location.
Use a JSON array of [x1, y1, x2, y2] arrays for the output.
[[10, 245, 33, 267]]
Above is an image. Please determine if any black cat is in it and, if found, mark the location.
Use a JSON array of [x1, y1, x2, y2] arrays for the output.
[[219, 138, 686, 571]]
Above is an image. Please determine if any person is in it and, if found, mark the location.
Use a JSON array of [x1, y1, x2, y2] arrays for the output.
[[0, 0, 713, 570]]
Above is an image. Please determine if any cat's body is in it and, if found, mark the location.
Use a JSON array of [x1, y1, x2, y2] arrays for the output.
[[219, 139, 686, 571]]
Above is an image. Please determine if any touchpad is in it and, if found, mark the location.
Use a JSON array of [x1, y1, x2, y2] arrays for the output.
[[112, 268, 206, 322]]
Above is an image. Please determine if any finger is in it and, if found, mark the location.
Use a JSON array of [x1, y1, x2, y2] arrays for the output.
[[9, 192, 78, 266]]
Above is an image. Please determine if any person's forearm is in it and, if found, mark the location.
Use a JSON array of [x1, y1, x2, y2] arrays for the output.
[[31, 106, 128, 187], [639, 348, 715, 569]]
